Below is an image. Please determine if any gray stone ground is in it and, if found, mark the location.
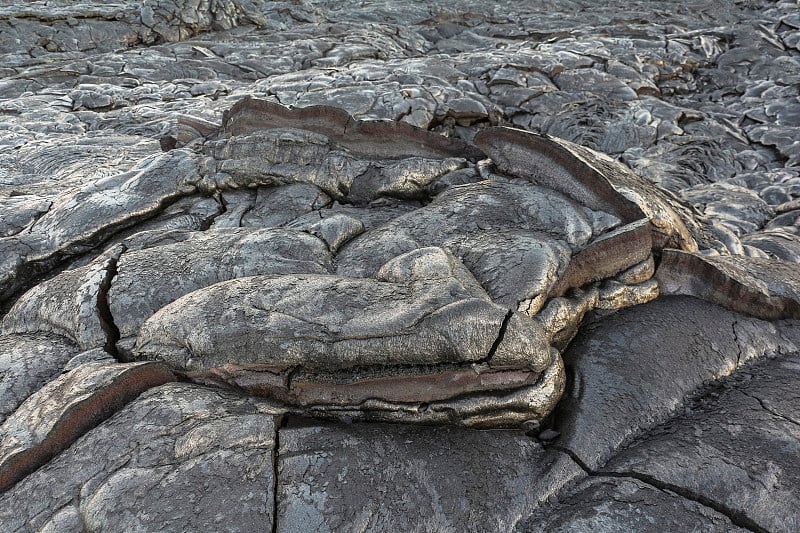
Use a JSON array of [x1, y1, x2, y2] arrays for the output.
[[1, 0, 799, 531]]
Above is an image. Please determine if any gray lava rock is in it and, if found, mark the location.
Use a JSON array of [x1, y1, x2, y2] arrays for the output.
[[209, 126, 469, 203], [3, 246, 122, 350], [682, 182, 775, 236], [551, 296, 799, 470], [0, 334, 79, 425], [1, 0, 799, 528], [276, 418, 584, 532], [0, 150, 202, 304], [333, 176, 648, 314], [108, 228, 332, 341], [741, 228, 800, 263], [605, 351, 800, 533], [301, 213, 365, 253], [239, 183, 332, 228], [0, 195, 51, 237], [657, 250, 800, 320], [0, 360, 174, 492], [133, 247, 563, 427], [475, 127, 702, 251], [0, 383, 281, 532], [518, 477, 747, 532]]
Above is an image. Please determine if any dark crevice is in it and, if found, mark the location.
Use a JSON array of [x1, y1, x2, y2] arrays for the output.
[[97, 246, 125, 362], [549, 444, 766, 533], [731, 319, 743, 368], [231, 185, 271, 227], [596, 470, 768, 533], [271, 415, 284, 533], [486, 309, 514, 361], [198, 193, 227, 231], [284, 366, 301, 390], [741, 390, 800, 428], [548, 444, 593, 474]]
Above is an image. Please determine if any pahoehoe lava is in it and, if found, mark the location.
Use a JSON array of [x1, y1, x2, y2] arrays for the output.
[[1, 1, 799, 531]]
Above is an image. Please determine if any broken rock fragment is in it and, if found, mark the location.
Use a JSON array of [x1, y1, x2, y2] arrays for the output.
[[220, 96, 484, 160], [209, 127, 468, 203]]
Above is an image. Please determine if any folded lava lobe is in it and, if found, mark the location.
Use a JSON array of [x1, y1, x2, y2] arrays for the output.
[[125, 99, 704, 427], [134, 247, 563, 428]]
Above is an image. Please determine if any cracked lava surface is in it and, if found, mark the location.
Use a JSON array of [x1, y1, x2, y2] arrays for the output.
[[1, 0, 800, 531]]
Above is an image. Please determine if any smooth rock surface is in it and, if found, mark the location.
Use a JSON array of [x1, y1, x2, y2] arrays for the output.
[[277, 418, 584, 532], [518, 477, 747, 532], [550, 296, 800, 470], [604, 351, 800, 533]]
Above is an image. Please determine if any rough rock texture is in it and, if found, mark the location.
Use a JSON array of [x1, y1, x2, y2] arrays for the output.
[[134, 247, 564, 427], [0, 383, 281, 532], [109, 227, 332, 343], [0, 334, 79, 424], [0, 360, 175, 492], [657, 250, 800, 319], [3, 247, 122, 350], [135, 247, 542, 370], [1, 0, 800, 530], [475, 127, 700, 251], [0, 149, 204, 303]]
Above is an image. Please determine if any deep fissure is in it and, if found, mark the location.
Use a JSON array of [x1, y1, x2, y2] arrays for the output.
[[271, 416, 284, 533], [96, 247, 125, 362], [486, 309, 515, 362]]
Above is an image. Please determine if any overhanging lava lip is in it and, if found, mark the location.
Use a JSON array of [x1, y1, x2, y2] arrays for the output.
[[221, 96, 485, 161], [476, 126, 646, 223], [656, 249, 800, 320], [475, 126, 700, 252]]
